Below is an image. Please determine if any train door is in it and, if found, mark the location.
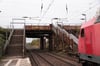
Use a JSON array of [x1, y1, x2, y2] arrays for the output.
[[78, 28, 85, 53], [85, 27, 93, 55]]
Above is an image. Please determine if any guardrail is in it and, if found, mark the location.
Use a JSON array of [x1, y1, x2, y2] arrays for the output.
[[52, 24, 78, 45], [3, 26, 14, 54], [63, 29, 78, 45], [25, 22, 50, 26]]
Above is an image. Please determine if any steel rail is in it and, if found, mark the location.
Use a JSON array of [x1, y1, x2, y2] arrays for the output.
[[33, 51, 54, 66]]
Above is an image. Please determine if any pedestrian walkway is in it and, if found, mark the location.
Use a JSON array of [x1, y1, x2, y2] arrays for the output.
[[0, 57, 31, 66]]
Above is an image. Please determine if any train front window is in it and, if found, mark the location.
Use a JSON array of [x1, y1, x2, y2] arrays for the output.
[[81, 29, 85, 37]]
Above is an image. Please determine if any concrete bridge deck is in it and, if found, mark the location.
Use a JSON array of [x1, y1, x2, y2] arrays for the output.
[[25, 25, 80, 31], [25, 25, 52, 38], [25, 24, 80, 39]]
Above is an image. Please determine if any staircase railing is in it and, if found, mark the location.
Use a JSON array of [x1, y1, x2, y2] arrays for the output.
[[63, 29, 78, 44], [3, 26, 14, 54], [52, 24, 78, 45], [23, 23, 25, 57]]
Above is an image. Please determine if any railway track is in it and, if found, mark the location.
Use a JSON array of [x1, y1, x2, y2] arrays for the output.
[[28, 50, 53, 66], [45, 52, 81, 66], [28, 50, 81, 66], [50, 52, 78, 62]]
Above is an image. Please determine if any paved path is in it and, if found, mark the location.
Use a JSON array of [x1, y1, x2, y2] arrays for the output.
[[0, 57, 31, 66]]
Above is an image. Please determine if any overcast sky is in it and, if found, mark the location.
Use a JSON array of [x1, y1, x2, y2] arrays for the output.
[[0, 0, 99, 28]]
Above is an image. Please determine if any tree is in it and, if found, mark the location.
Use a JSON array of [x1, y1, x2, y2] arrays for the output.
[[31, 39, 40, 46]]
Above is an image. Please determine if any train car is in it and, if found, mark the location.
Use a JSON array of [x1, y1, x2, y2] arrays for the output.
[[78, 16, 100, 66]]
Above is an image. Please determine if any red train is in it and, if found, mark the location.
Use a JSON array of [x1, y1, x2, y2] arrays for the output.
[[78, 16, 100, 66]]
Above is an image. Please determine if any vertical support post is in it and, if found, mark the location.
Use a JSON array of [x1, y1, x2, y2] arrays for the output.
[[56, 28, 59, 51], [48, 34, 53, 51], [71, 39, 74, 51], [44, 37, 46, 49], [53, 34, 56, 50], [23, 23, 25, 57], [40, 37, 44, 50], [62, 33, 65, 51], [52, 34, 55, 51]]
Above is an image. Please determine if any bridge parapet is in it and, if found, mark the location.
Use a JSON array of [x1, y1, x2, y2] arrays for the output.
[[63, 25, 80, 30], [25, 25, 51, 31]]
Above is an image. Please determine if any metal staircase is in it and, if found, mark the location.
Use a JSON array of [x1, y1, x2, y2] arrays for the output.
[[51, 24, 78, 51], [6, 29, 25, 56]]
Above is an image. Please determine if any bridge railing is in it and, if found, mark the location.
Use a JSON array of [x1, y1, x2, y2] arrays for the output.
[[3, 25, 14, 54], [25, 22, 51, 31], [25, 22, 50, 26], [52, 24, 78, 45], [62, 29, 78, 44]]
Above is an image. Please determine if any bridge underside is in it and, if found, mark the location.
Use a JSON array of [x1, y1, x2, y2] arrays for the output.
[[25, 25, 80, 51], [25, 30, 52, 38], [25, 25, 53, 50]]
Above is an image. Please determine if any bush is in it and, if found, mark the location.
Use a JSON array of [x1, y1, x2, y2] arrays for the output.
[[31, 39, 40, 46], [0, 27, 8, 58], [0, 37, 5, 46], [0, 34, 5, 40]]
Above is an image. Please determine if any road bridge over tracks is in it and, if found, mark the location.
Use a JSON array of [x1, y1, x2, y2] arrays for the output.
[[25, 24, 80, 52], [1, 23, 81, 66], [4, 23, 80, 57]]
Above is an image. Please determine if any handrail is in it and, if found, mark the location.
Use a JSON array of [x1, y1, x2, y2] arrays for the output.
[[52, 24, 78, 45], [3, 27, 14, 53], [63, 29, 78, 44], [23, 23, 25, 57], [70, 34, 78, 44], [25, 22, 50, 26]]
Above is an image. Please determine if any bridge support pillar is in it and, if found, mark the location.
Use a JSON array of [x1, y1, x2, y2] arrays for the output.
[[40, 37, 44, 50], [52, 34, 55, 51], [48, 35, 53, 51]]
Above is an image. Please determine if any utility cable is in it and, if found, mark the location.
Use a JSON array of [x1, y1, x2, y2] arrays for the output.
[[41, 0, 54, 18]]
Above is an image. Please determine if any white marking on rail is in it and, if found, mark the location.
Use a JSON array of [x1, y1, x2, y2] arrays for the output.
[[4, 60, 12, 66], [27, 58, 31, 64], [15, 59, 21, 66]]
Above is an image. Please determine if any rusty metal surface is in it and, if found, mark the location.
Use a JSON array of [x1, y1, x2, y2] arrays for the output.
[[25, 25, 80, 31], [63, 25, 80, 30], [25, 25, 51, 31], [6, 29, 24, 56]]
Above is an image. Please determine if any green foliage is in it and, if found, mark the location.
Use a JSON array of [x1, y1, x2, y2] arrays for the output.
[[0, 37, 5, 46], [0, 27, 8, 47], [0, 27, 9, 36], [0, 34, 5, 40], [0, 27, 10, 58], [0, 27, 6, 35], [31, 39, 40, 46]]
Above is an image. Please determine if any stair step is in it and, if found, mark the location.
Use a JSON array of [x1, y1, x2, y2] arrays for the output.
[[8, 44, 23, 47], [6, 29, 24, 56], [6, 46, 23, 56], [13, 29, 24, 35]]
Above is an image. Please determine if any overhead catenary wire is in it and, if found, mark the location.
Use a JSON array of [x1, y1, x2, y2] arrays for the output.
[[67, 1, 99, 21], [37, 0, 54, 26], [41, 0, 43, 15], [41, 0, 54, 18], [40, 0, 98, 25], [65, 2, 68, 19], [40, 0, 69, 24]]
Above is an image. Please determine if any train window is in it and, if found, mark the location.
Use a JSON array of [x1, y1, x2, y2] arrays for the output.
[[81, 29, 84, 37], [95, 16, 100, 23]]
